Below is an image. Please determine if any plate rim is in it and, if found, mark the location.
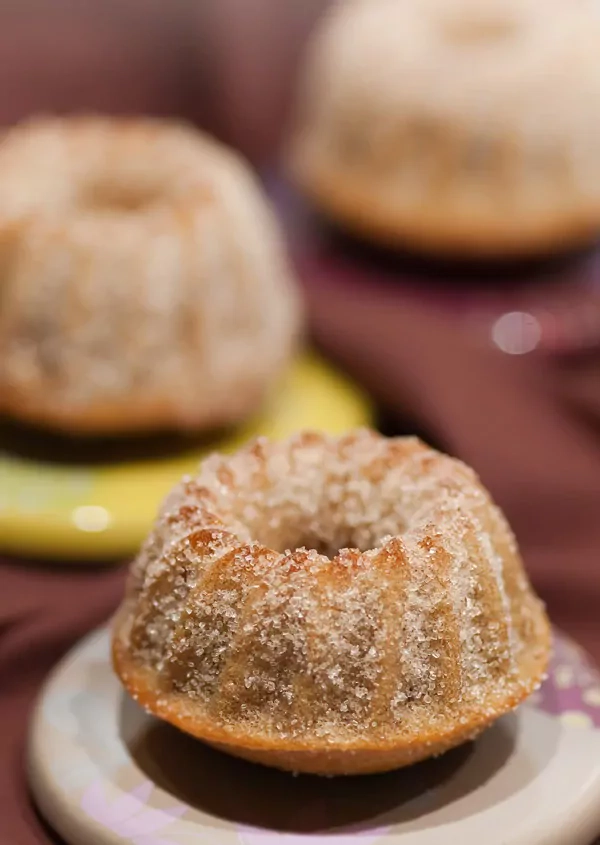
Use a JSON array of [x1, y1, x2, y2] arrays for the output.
[[28, 627, 600, 845]]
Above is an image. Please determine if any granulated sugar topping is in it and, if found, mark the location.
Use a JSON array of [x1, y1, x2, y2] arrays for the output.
[[117, 429, 550, 749]]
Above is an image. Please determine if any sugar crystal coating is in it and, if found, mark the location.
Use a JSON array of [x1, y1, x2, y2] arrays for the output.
[[290, 0, 600, 256], [0, 116, 301, 433], [114, 429, 550, 772]]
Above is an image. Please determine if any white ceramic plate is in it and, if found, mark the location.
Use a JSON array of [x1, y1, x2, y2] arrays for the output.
[[29, 628, 600, 845]]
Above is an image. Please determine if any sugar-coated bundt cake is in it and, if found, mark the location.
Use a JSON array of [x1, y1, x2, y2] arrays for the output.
[[289, 0, 600, 257], [0, 116, 301, 435], [113, 429, 550, 775]]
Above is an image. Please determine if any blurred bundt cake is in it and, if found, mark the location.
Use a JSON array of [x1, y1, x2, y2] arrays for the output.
[[0, 116, 301, 435], [113, 429, 550, 775], [289, 0, 600, 257]]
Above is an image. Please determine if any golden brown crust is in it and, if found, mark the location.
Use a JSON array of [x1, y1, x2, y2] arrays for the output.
[[0, 371, 269, 436], [112, 430, 551, 776], [112, 619, 550, 776], [291, 155, 600, 259]]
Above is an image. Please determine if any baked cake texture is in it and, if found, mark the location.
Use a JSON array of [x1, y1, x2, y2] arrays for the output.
[[0, 116, 301, 434], [113, 429, 550, 775], [289, 0, 600, 257]]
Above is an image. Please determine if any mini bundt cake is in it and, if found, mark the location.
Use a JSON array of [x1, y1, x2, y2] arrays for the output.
[[289, 0, 600, 257], [0, 116, 301, 435], [113, 429, 550, 775]]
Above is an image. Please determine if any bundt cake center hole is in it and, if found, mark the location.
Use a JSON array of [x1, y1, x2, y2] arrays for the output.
[[441, 16, 517, 45], [253, 522, 385, 558], [81, 179, 163, 212]]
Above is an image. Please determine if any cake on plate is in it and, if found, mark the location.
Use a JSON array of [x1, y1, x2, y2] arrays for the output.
[[113, 429, 550, 775]]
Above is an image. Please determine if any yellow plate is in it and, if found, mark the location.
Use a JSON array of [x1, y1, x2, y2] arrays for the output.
[[0, 355, 372, 561]]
